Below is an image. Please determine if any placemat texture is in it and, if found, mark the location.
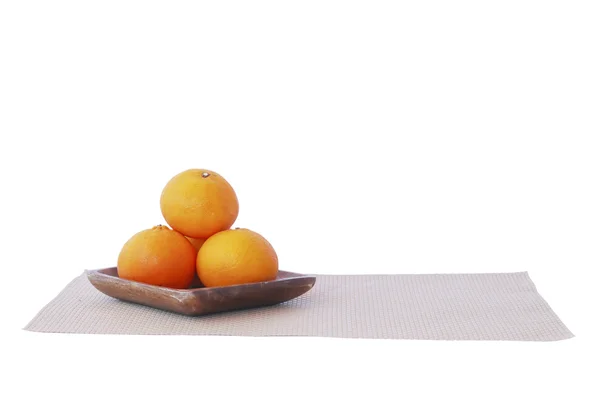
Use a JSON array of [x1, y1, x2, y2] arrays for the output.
[[24, 272, 573, 341]]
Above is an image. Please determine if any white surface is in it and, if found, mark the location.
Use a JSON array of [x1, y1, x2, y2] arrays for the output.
[[26, 272, 574, 341], [1, 1, 599, 399]]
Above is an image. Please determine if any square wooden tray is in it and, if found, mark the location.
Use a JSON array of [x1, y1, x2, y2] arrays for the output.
[[86, 267, 316, 316]]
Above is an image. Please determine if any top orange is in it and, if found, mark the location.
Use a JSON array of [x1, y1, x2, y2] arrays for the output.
[[160, 169, 239, 239]]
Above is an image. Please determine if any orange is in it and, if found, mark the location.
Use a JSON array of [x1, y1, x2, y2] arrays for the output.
[[160, 169, 239, 239], [186, 236, 206, 252], [117, 225, 197, 289], [197, 228, 278, 287]]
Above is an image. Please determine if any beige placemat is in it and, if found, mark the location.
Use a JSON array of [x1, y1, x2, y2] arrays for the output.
[[24, 271, 573, 341]]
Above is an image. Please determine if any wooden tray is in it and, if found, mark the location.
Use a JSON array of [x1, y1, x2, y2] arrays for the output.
[[86, 267, 316, 316]]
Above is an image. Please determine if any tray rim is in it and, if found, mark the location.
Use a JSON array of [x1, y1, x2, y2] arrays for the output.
[[85, 267, 317, 295]]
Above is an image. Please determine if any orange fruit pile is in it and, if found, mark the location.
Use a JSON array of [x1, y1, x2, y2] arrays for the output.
[[117, 169, 278, 289]]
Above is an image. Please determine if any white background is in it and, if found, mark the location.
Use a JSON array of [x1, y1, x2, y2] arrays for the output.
[[1, 1, 599, 399]]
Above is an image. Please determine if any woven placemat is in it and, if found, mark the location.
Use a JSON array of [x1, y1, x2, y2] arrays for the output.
[[24, 271, 573, 341]]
